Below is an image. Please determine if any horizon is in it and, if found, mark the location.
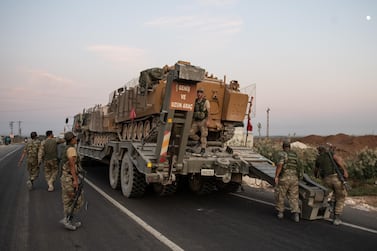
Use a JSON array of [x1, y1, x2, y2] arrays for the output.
[[1, 1, 376, 137]]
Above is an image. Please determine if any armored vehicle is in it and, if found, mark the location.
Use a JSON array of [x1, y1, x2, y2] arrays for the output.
[[72, 61, 330, 220]]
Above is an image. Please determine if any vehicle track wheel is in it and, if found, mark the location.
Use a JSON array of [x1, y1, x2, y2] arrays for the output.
[[109, 152, 121, 189], [137, 121, 143, 140], [143, 120, 151, 138], [126, 123, 132, 140], [120, 154, 146, 198]]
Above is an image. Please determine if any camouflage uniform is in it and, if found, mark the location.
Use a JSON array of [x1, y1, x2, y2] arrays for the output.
[[38, 137, 61, 191], [23, 138, 41, 183], [275, 150, 300, 216], [315, 151, 347, 216], [60, 144, 84, 217], [190, 96, 210, 150]]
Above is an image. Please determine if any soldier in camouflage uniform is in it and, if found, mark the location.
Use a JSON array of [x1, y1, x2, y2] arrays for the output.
[[59, 131, 84, 231], [189, 88, 211, 155], [18, 131, 41, 190], [314, 144, 348, 225], [274, 141, 301, 222], [38, 130, 64, 192]]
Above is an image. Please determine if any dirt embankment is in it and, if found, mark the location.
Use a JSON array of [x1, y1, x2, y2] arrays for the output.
[[296, 134, 377, 158]]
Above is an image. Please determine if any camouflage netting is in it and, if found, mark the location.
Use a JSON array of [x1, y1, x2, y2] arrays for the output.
[[139, 68, 165, 94]]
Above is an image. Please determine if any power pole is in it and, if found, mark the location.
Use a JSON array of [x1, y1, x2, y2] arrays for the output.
[[266, 108, 270, 138], [9, 121, 15, 135], [18, 121, 22, 136]]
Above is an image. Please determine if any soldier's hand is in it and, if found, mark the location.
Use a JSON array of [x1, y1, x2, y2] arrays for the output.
[[73, 179, 79, 190], [343, 170, 349, 179], [274, 177, 279, 185]]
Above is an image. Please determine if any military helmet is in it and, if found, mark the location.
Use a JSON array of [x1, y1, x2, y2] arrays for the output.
[[197, 87, 204, 93], [282, 140, 290, 148], [64, 131, 76, 141]]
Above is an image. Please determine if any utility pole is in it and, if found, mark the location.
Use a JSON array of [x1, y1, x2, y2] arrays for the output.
[[18, 121, 22, 136], [257, 122, 261, 137], [266, 108, 270, 138], [9, 121, 14, 135]]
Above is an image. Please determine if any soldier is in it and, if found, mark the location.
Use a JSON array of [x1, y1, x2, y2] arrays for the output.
[[18, 132, 41, 190], [274, 141, 301, 222], [18, 131, 41, 190], [314, 144, 348, 225], [59, 131, 84, 231], [38, 130, 64, 192], [189, 87, 210, 155]]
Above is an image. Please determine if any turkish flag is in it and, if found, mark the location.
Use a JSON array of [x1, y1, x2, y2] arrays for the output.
[[130, 108, 136, 120]]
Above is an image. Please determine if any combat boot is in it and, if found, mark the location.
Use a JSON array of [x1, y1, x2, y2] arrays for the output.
[[64, 220, 77, 231], [277, 212, 284, 219], [60, 217, 77, 231], [47, 181, 54, 192], [293, 213, 300, 223], [60, 216, 81, 228], [26, 180, 33, 190], [333, 214, 342, 226]]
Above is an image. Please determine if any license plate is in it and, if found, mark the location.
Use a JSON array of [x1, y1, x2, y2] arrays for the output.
[[201, 169, 214, 176]]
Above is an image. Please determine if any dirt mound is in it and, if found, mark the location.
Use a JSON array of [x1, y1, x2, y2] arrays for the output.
[[297, 134, 377, 157]]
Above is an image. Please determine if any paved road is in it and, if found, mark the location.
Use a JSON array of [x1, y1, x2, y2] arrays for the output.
[[1, 144, 376, 251]]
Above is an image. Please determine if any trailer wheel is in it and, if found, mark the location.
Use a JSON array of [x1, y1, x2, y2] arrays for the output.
[[109, 152, 121, 189], [120, 154, 146, 198], [188, 175, 215, 195], [153, 183, 177, 196], [215, 181, 241, 193]]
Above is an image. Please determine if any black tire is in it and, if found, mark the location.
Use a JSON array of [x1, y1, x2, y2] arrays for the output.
[[120, 154, 146, 198], [109, 152, 121, 189]]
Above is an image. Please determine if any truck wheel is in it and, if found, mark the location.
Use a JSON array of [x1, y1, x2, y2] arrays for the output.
[[188, 175, 214, 195], [109, 152, 121, 189], [216, 181, 241, 193], [153, 183, 177, 196], [120, 154, 146, 198]]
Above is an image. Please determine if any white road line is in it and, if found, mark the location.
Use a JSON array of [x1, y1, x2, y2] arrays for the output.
[[85, 178, 184, 251], [0, 147, 22, 163], [230, 192, 275, 207], [231, 192, 377, 234]]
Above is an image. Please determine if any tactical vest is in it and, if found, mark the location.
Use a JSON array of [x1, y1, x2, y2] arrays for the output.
[[26, 139, 40, 162], [316, 152, 334, 178], [61, 144, 80, 173], [193, 98, 208, 121], [281, 150, 299, 176], [43, 138, 58, 161]]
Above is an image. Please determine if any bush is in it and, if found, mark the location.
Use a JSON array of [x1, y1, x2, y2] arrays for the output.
[[347, 148, 377, 180]]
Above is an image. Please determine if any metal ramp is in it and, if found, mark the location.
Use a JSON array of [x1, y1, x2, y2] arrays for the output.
[[230, 146, 331, 220]]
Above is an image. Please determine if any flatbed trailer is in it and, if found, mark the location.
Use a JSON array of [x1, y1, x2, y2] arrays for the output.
[[77, 62, 330, 220]]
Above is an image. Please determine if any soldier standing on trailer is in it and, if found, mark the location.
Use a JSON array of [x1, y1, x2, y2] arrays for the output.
[[189, 87, 210, 155]]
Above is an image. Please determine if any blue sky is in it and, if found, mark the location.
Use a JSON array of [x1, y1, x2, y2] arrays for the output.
[[0, 0, 376, 137]]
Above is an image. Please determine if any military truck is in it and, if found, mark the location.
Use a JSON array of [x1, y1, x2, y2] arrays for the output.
[[72, 61, 330, 220]]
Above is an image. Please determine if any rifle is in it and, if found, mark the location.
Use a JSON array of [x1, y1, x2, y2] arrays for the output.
[[67, 170, 86, 221], [327, 152, 351, 191]]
